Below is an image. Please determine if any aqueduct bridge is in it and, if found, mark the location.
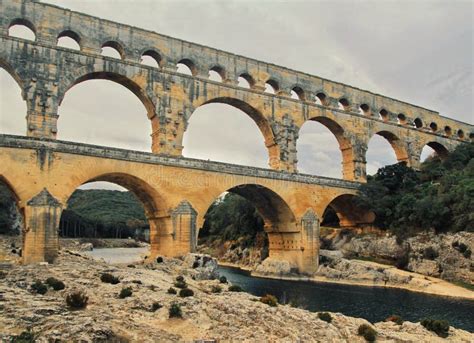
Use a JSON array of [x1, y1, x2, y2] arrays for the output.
[[0, 0, 472, 273]]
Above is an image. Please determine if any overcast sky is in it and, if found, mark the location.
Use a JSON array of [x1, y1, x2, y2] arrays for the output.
[[0, 0, 472, 188]]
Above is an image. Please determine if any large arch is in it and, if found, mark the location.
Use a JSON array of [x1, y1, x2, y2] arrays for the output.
[[370, 130, 409, 163], [420, 141, 449, 162], [366, 130, 409, 175], [0, 176, 25, 258], [185, 97, 278, 168], [0, 60, 26, 135], [321, 194, 375, 228]]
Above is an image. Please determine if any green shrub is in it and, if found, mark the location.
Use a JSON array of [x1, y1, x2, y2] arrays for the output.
[[318, 312, 332, 323], [179, 288, 194, 297], [358, 324, 377, 342], [219, 276, 227, 284], [150, 302, 162, 312], [423, 247, 439, 260], [421, 318, 450, 338], [463, 249, 471, 258], [211, 285, 222, 293], [167, 287, 177, 294], [260, 294, 278, 307], [174, 280, 187, 289], [100, 273, 120, 284], [11, 328, 36, 342], [127, 264, 136, 268], [45, 277, 65, 291], [156, 256, 163, 263], [119, 287, 133, 299], [385, 315, 403, 325], [0, 271, 7, 279], [169, 303, 182, 318], [31, 280, 47, 295], [192, 261, 199, 268], [176, 275, 185, 282], [66, 290, 88, 309], [228, 285, 243, 292], [458, 243, 468, 253]]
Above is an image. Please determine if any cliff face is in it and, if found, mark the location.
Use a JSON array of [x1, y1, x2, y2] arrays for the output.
[[324, 229, 473, 284]]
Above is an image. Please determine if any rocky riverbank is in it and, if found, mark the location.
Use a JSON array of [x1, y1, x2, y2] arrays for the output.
[[1, 248, 473, 341]]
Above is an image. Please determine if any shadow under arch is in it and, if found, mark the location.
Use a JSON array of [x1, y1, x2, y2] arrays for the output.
[[322, 194, 375, 228], [194, 97, 278, 167], [0, 175, 25, 237], [422, 141, 449, 160], [301, 116, 354, 179], [370, 130, 409, 164]]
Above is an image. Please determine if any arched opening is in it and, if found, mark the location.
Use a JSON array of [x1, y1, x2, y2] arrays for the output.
[[0, 177, 24, 261], [60, 175, 161, 263], [315, 92, 327, 106], [457, 129, 465, 139], [379, 109, 389, 122], [8, 18, 36, 41], [57, 30, 81, 50], [238, 73, 254, 89], [101, 41, 124, 59], [140, 50, 161, 68], [470, 133, 474, 142], [0, 66, 26, 135], [291, 86, 305, 100], [264, 79, 279, 94], [198, 184, 296, 268], [430, 122, 438, 132], [444, 126, 452, 136], [182, 99, 270, 168], [338, 98, 350, 111], [359, 104, 371, 116], [420, 142, 449, 162], [321, 194, 375, 229], [297, 118, 350, 178], [208, 66, 225, 82], [397, 113, 407, 125], [176, 59, 195, 76], [366, 131, 407, 175], [58, 74, 153, 151], [414, 117, 423, 129]]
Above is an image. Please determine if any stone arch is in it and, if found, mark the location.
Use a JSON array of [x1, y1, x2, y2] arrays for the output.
[[8, 18, 36, 40], [322, 194, 375, 228], [421, 141, 449, 161], [101, 40, 125, 59], [299, 115, 355, 180], [57, 29, 81, 49], [188, 96, 278, 168], [0, 56, 26, 91], [237, 72, 256, 88], [208, 64, 226, 81], [177, 58, 197, 76], [0, 175, 25, 237], [369, 130, 409, 164], [140, 49, 162, 68]]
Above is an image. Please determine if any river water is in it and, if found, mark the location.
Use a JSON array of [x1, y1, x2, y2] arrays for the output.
[[85, 248, 474, 332]]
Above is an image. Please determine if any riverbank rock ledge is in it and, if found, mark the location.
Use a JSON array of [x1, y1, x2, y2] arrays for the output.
[[184, 253, 219, 280], [254, 258, 296, 276]]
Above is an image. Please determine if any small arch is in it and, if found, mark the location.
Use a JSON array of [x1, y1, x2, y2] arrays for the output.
[[338, 98, 350, 111], [359, 104, 371, 116], [315, 92, 327, 106], [322, 194, 375, 228], [470, 132, 474, 142], [57, 30, 81, 50], [291, 86, 305, 100], [429, 122, 438, 132], [209, 65, 225, 82], [176, 58, 196, 76], [237, 73, 254, 89], [101, 41, 124, 59], [414, 117, 423, 128], [8, 18, 36, 41], [457, 129, 465, 139], [444, 126, 452, 136], [397, 113, 407, 125], [264, 79, 279, 94], [379, 109, 389, 122], [140, 50, 161, 68]]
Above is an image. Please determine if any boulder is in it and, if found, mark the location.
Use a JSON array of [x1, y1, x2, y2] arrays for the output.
[[254, 258, 295, 276]]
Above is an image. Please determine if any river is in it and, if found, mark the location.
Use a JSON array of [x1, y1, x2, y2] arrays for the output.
[[85, 248, 474, 332]]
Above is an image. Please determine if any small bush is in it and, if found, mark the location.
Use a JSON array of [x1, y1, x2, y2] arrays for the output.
[[150, 302, 162, 312], [358, 324, 377, 342], [156, 256, 163, 263], [260, 294, 278, 307], [174, 280, 187, 289], [169, 302, 182, 318], [119, 287, 133, 299], [127, 264, 136, 268], [395, 252, 410, 270], [0, 271, 7, 279], [179, 288, 194, 297], [100, 273, 120, 284], [12, 328, 36, 342], [463, 249, 471, 259], [66, 291, 88, 309], [385, 315, 403, 325], [176, 275, 185, 282], [131, 280, 142, 285], [228, 285, 243, 292], [452, 241, 459, 248], [211, 285, 222, 293], [318, 312, 332, 323], [219, 276, 227, 284], [45, 277, 65, 291], [192, 261, 199, 268], [31, 280, 47, 295], [167, 287, 177, 294], [421, 318, 450, 338], [423, 247, 439, 260], [458, 243, 468, 253]]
